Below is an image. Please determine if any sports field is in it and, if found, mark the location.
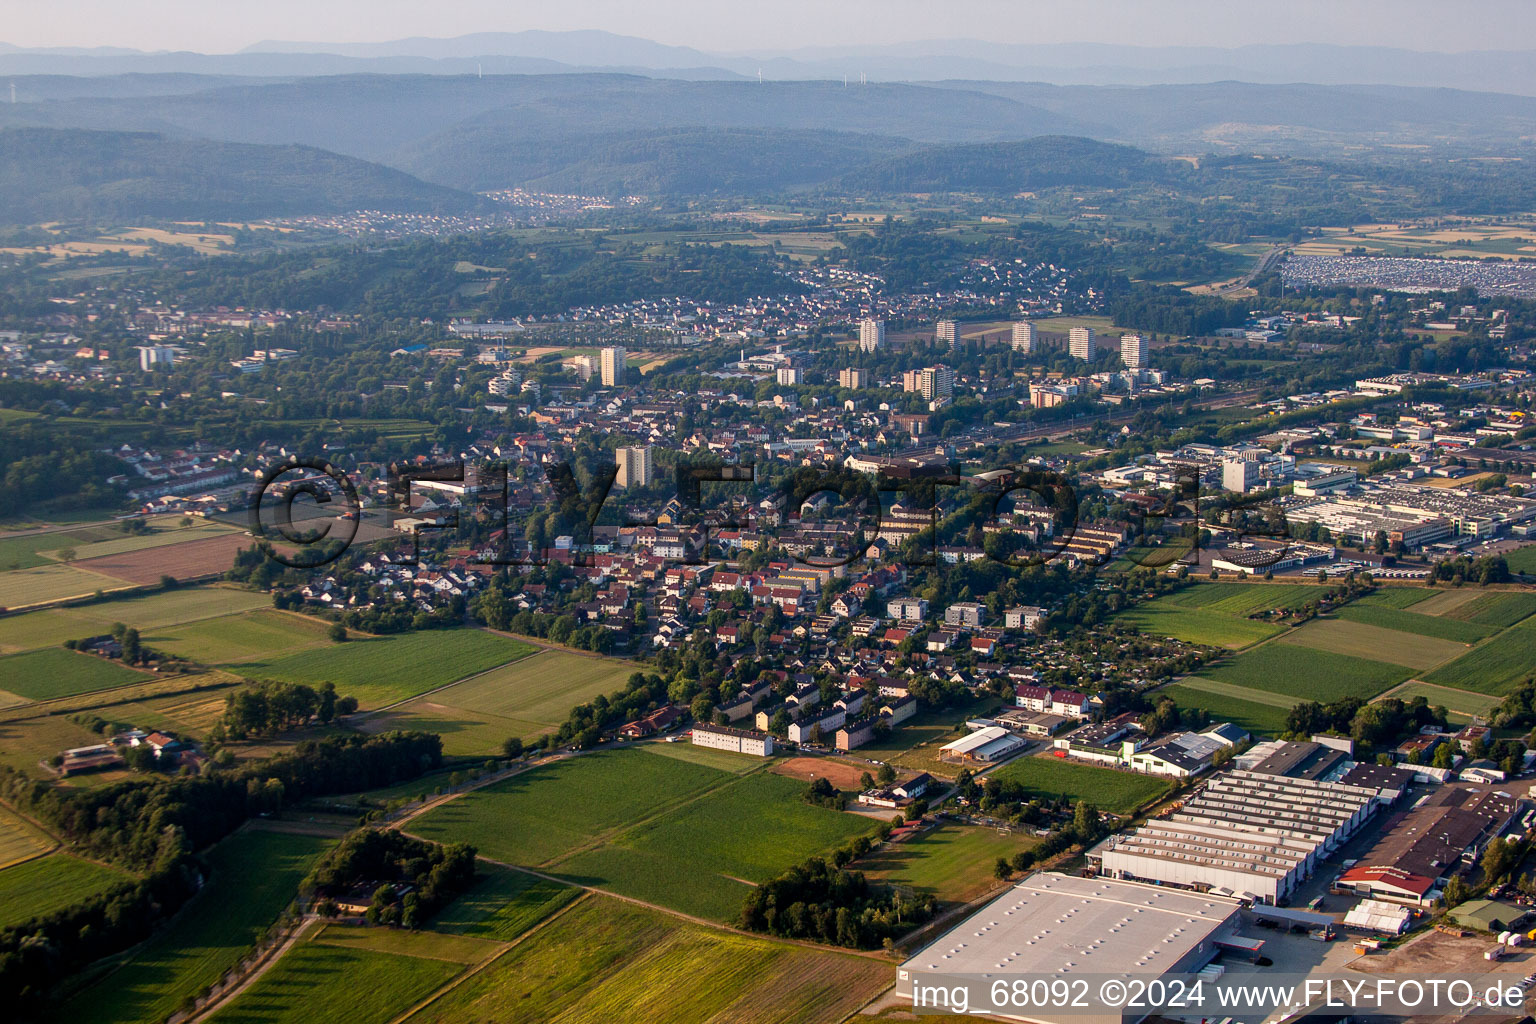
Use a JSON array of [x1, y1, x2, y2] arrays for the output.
[[359, 650, 636, 755], [1162, 681, 1292, 735], [0, 585, 269, 655], [233, 629, 537, 708], [429, 865, 578, 942], [409, 746, 731, 866], [398, 895, 890, 1024], [1281, 617, 1471, 671], [988, 756, 1171, 814], [553, 771, 875, 921], [855, 824, 1030, 905], [0, 852, 132, 929], [58, 828, 331, 1024], [1203, 642, 1412, 702], [1423, 617, 1536, 695], [0, 646, 149, 702]]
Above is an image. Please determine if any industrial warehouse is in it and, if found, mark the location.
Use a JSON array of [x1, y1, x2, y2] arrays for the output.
[[1086, 771, 1378, 903], [897, 873, 1249, 1024]]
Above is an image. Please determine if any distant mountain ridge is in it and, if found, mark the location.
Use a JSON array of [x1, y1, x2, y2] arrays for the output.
[[3, 31, 1535, 95], [0, 127, 484, 222]]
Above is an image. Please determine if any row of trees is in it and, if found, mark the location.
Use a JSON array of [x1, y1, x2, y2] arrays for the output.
[[219, 680, 358, 739]]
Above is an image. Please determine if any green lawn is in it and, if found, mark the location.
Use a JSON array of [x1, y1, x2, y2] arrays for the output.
[[0, 647, 149, 702], [855, 824, 1031, 905], [408, 746, 732, 866], [1335, 603, 1493, 644], [57, 829, 331, 1024], [1203, 642, 1413, 702], [430, 865, 578, 942], [1162, 682, 1293, 735], [988, 756, 1172, 814], [235, 629, 537, 709], [0, 853, 132, 930], [0, 586, 269, 655], [1423, 618, 1536, 695], [554, 771, 875, 922], [1506, 545, 1536, 575], [359, 650, 636, 755], [207, 942, 463, 1024], [398, 895, 890, 1024]]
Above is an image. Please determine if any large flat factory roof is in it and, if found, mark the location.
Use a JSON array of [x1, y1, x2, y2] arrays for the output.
[[899, 873, 1240, 981]]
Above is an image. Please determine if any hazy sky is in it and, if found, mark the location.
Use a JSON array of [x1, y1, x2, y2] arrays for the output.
[[6, 0, 1533, 54]]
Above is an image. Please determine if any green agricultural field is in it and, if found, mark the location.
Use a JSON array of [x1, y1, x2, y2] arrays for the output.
[[639, 739, 763, 774], [360, 650, 635, 755], [0, 525, 125, 571], [235, 629, 536, 709], [409, 746, 731, 866], [309, 923, 497, 963], [0, 803, 52, 867], [399, 895, 890, 1024], [1115, 604, 1283, 649], [1354, 588, 1436, 610], [58, 829, 331, 1024], [1424, 618, 1536, 695], [1282, 618, 1472, 670], [430, 865, 578, 942], [146, 609, 336, 665], [1163, 582, 1319, 617], [0, 563, 132, 609], [1162, 682, 1292, 735], [0, 852, 132, 929], [554, 771, 875, 922], [0, 586, 269, 655], [989, 756, 1171, 814], [208, 941, 464, 1024], [1443, 591, 1536, 628], [1335, 604, 1492, 644], [1204, 642, 1412, 702], [1412, 589, 1489, 617], [0, 647, 148, 702], [855, 824, 1031, 905]]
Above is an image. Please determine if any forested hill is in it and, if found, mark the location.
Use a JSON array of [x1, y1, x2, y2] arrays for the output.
[[0, 127, 486, 223], [835, 137, 1177, 193]]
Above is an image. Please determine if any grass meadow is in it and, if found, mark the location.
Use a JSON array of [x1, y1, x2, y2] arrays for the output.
[[0, 853, 132, 929], [1424, 617, 1536, 695], [0, 647, 149, 702], [234, 629, 536, 708], [207, 941, 464, 1024], [1203, 642, 1412, 702], [429, 865, 578, 942], [988, 756, 1171, 814], [0, 586, 269, 655], [1281, 617, 1471, 671]]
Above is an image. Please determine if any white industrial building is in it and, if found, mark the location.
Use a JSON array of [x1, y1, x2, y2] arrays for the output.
[[1088, 770, 1377, 904], [940, 726, 1028, 764], [896, 873, 1246, 1024]]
